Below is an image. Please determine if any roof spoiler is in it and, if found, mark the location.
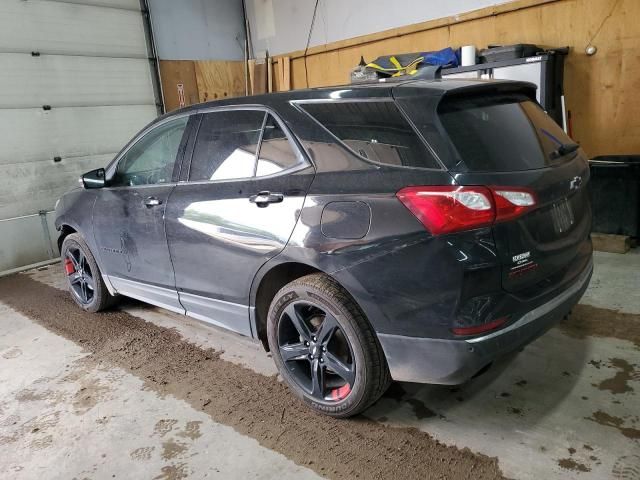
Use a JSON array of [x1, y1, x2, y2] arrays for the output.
[[442, 81, 538, 102]]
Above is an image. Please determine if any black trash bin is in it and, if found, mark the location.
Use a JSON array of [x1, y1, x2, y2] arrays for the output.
[[589, 155, 640, 240]]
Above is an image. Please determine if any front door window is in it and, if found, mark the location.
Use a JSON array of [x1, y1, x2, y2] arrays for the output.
[[112, 116, 188, 187]]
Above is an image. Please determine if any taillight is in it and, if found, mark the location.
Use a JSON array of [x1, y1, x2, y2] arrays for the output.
[[396, 185, 536, 235], [492, 188, 536, 223], [396, 186, 493, 235]]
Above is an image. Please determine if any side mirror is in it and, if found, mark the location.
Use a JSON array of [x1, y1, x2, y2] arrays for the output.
[[81, 168, 106, 189]]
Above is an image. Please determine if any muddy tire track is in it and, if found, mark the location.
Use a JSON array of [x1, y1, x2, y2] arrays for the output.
[[559, 304, 640, 347], [0, 274, 506, 480]]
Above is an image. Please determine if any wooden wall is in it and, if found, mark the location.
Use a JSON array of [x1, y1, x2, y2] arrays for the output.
[[284, 0, 639, 158], [158, 0, 639, 158]]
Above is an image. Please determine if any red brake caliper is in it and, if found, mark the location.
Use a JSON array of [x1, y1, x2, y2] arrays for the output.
[[330, 383, 351, 401], [64, 258, 75, 275]]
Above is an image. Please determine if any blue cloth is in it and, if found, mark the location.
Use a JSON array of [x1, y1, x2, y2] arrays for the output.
[[423, 47, 460, 68]]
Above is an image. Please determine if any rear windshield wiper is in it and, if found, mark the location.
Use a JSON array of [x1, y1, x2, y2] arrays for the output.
[[550, 142, 579, 160]]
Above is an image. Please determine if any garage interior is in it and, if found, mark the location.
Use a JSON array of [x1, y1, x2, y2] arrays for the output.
[[0, 0, 639, 479]]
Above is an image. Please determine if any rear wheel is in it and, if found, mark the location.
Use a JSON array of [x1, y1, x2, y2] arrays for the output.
[[267, 273, 390, 417], [61, 233, 115, 312]]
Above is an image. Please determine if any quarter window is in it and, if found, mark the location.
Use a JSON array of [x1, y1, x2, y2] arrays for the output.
[[300, 101, 440, 169], [189, 110, 265, 182], [112, 116, 188, 187], [256, 115, 301, 176]]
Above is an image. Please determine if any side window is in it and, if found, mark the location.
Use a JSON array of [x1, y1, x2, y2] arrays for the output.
[[112, 116, 188, 187], [189, 110, 265, 182], [300, 101, 440, 169], [256, 115, 302, 176]]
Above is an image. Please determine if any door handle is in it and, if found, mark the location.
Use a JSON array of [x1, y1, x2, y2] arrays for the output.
[[249, 191, 284, 207], [144, 196, 162, 207]]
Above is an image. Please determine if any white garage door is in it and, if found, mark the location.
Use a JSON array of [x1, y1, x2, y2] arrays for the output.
[[0, 0, 159, 274]]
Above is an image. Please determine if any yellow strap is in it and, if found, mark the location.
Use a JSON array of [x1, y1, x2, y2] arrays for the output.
[[366, 62, 385, 71], [367, 56, 425, 72], [404, 57, 424, 69]]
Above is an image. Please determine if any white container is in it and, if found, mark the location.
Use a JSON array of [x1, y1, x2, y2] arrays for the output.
[[461, 45, 477, 67]]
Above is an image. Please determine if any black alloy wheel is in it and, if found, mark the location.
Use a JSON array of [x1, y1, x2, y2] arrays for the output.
[[60, 233, 115, 313], [267, 273, 390, 417], [64, 246, 95, 305], [278, 300, 356, 402]]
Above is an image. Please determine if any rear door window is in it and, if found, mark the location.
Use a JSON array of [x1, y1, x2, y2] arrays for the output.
[[189, 110, 265, 182], [435, 94, 576, 172], [299, 100, 440, 169]]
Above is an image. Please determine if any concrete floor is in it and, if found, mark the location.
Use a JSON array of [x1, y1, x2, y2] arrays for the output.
[[1, 250, 639, 479]]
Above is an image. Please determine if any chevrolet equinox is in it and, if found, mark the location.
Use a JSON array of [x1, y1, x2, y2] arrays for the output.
[[55, 79, 593, 417]]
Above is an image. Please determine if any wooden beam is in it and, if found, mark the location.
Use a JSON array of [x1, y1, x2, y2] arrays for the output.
[[275, 57, 286, 92], [281, 56, 291, 91], [247, 59, 256, 95], [591, 233, 631, 254], [252, 58, 267, 95]]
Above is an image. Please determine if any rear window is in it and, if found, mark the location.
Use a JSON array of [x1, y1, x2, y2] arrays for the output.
[[437, 94, 575, 172], [300, 101, 440, 169]]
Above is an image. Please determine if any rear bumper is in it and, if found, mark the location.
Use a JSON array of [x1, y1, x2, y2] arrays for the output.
[[378, 257, 593, 384]]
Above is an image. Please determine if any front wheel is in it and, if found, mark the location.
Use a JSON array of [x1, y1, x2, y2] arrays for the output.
[[267, 273, 390, 417], [61, 233, 115, 313]]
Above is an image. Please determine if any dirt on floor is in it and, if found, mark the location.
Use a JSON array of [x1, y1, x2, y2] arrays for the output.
[[0, 274, 507, 480], [560, 304, 640, 347]]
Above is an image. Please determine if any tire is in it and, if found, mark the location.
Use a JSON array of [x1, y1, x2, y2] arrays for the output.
[[267, 273, 390, 418], [60, 233, 115, 313]]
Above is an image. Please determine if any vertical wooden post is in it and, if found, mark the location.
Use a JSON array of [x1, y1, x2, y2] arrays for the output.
[[281, 56, 291, 91], [247, 59, 256, 95]]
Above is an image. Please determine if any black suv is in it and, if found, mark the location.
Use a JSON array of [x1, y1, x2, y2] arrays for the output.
[[55, 79, 592, 417]]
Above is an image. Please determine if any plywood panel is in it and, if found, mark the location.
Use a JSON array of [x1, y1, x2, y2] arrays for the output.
[[0, 105, 156, 166], [159, 60, 200, 112], [195, 61, 246, 102], [251, 60, 268, 95], [0, 153, 115, 219], [286, 0, 640, 157], [0, 54, 155, 108], [0, 0, 147, 57]]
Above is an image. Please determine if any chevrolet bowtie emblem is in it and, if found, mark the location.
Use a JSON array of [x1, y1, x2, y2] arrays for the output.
[[569, 176, 582, 190]]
